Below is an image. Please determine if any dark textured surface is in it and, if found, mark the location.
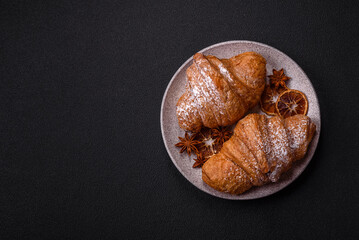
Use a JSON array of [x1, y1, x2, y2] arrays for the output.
[[0, 0, 358, 239]]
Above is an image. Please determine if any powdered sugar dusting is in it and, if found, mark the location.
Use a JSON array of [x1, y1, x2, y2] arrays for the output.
[[176, 52, 266, 131], [266, 116, 293, 182], [162, 40, 321, 199]]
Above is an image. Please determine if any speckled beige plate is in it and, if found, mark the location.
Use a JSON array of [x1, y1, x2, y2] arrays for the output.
[[161, 40, 321, 200]]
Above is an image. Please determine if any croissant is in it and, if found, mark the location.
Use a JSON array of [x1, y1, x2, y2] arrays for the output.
[[202, 114, 316, 194], [176, 52, 266, 132]]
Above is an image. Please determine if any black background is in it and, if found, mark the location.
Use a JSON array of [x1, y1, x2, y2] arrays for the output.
[[1, 0, 359, 239]]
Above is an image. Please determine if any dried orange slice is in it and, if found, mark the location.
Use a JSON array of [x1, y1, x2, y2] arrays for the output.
[[260, 84, 288, 115], [276, 89, 308, 118]]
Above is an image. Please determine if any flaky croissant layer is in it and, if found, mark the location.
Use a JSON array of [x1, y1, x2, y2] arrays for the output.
[[202, 114, 316, 195], [176, 52, 266, 132]]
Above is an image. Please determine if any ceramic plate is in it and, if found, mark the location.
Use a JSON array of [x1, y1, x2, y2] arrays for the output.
[[160, 40, 321, 200]]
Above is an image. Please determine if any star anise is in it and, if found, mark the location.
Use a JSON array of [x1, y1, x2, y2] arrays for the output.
[[175, 132, 201, 156], [192, 153, 208, 168], [211, 127, 232, 146], [268, 68, 290, 89]]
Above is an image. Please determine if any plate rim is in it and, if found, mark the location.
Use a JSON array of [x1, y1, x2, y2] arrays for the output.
[[160, 40, 321, 200]]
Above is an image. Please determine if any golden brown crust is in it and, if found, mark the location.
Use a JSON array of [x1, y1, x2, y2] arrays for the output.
[[202, 114, 316, 195], [234, 114, 270, 174], [284, 114, 316, 161], [202, 154, 252, 195], [176, 52, 266, 132], [222, 134, 268, 186]]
